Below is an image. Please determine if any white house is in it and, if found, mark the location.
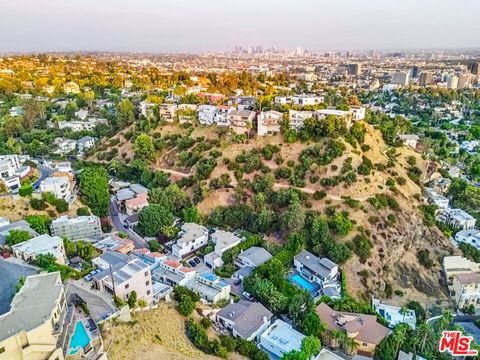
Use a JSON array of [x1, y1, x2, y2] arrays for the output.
[[424, 187, 449, 209], [292, 94, 324, 106], [204, 230, 242, 270], [289, 110, 314, 131], [452, 273, 480, 311], [260, 319, 306, 359], [228, 110, 256, 134], [198, 105, 218, 125], [398, 134, 420, 149], [454, 229, 480, 250], [172, 223, 209, 258], [54, 138, 77, 154], [77, 136, 96, 152], [0, 155, 21, 192], [372, 298, 416, 329], [293, 250, 339, 286], [185, 271, 230, 304], [257, 110, 282, 136], [437, 208, 476, 230], [11, 234, 66, 265], [214, 105, 234, 126], [152, 259, 196, 287], [235, 247, 272, 269], [40, 176, 73, 202]]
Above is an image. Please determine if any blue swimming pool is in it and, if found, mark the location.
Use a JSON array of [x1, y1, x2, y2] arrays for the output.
[[68, 321, 91, 355], [288, 274, 319, 294]]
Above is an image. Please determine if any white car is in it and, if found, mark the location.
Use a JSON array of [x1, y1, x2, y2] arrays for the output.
[[242, 291, 254, 301]]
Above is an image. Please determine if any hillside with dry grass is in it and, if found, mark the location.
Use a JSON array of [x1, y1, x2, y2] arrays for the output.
[[91, 122, 456, 305]]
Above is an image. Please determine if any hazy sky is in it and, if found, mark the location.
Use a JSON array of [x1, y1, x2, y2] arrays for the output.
[[1, 0, 479, 53]]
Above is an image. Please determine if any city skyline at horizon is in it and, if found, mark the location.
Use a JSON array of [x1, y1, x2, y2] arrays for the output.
[[1, 0, 479, 54]]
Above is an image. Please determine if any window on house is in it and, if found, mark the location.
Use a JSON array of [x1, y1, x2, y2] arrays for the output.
[[147, 290, 151, 295], [146, 281, 150, 286], [144, 271, 148, 277], [0, 347, 5, 354], [125, 284, 129, 289]]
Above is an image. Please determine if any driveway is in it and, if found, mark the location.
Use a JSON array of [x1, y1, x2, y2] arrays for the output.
[[67, 280, 117, 323], [32, 164, 53, 190]]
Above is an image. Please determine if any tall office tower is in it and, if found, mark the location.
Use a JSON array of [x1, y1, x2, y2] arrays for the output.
[[296, 47, 305, 56], [467, 61, 479, 75], [347, 63, 361, 76], [419, 72, 433, 86], [446, 75, 459, 89], [391, 71, 410, 86], [410, 65, 419, 78]]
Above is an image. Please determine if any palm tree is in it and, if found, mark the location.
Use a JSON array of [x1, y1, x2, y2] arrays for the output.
[[399, 307, 409, 323], [412, 322, 435, 355], [394, 324, 408, 356], [329, 329, 344, 349], [342, 336, 358, 356]]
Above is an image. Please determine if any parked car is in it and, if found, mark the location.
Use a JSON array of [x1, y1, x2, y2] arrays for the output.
[[242, 291, 254, 301], [84, 274, 93, 282], [193, 257, 201, 265], [188, 260, 197, 267], [234, 279, 242, 286]]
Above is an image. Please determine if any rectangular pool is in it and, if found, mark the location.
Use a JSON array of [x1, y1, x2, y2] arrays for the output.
[[288, 273, 319, 295], [68, 321, 91, 355]]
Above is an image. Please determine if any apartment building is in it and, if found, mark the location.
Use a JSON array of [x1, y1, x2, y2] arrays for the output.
[[172, 223, 209, 258], [228, 110, 256, 134], [11, 234, 66, 265], [158, 103, 177, 122], [0, 272, 66, 360], [40, 176, 73, 203], [214, 105, 234, 126], [50, 215, 102, 242], [257, 110, 282, 136], [92, 250, 153, 304]]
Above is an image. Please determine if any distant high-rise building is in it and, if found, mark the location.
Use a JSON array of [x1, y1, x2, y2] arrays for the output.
[[467, 62, 479, 75], [391, 71, 410, 86], [347, 63, 361, 76], [419, 72, 433, 86], [410, 65, 419, 79], [447, 75, 459, 89], [296, 47, 305, 57], [458, 74, 472, 89]]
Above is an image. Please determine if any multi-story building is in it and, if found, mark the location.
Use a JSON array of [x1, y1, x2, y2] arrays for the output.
[[419, 72, 433, 86], [56, 118, 107, 132], [63, 81, 80, 94], [158, 103, 177, 122], [77, 136, 96, 152], [293, 250, 339, 287], [204, 230, 242, 270], [11, 234, 66, 265], [447, 75, 459, 89], [372, 298, 416, 329], [185, 271, 230, 304], [289, 110, 314, 131], [424, 187, 449, 209], [40, 176, 73, 202], [197, 105, 218, 125], [172, 223, 209, 258], [92, 250, 153, 304], [94, 235, 135, 254], [257, 110, 282, 136], [0, 155, 21, 192], [0, 272, 66, 360], [443, 255, 480, 292], [235, 246, 272, 269], [50, 215, 102, 242], [152, 259, 196, 287], [214, 105, 234, 126], [216, 301, 273, 341], [454, 229, 480, 250], [437, 208, 476, 230], [452, 273, 480, 310], [228, 110, 256, 134], [391, 71, 410, 86]]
